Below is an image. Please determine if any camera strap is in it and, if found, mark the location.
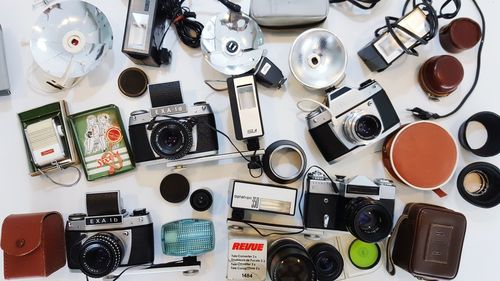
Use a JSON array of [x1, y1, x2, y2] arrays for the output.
[[385, 213, 408, 276]]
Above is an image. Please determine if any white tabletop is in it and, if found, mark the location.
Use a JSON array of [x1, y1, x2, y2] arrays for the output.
[[0, 0, 498, 280]]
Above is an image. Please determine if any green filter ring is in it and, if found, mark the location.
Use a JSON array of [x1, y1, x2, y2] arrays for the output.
[[348, 239, 380, 270]]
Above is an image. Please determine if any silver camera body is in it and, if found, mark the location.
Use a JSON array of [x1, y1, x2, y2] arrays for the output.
[[307, 80, 400, 163]]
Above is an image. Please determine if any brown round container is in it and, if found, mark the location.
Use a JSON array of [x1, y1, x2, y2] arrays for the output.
[[440, 18, 481, 53], [382, 121, 458, 197], [418, 55, 464, 98]]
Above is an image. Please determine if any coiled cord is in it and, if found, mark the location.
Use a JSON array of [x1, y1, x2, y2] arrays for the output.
[[330, 0, 381, 10], [158, 0, 204, 49]]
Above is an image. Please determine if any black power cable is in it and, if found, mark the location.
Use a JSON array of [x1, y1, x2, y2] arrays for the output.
[[158, 0, 204, 49], [406, 0, 485, 120], [330, 0, 381, 10]]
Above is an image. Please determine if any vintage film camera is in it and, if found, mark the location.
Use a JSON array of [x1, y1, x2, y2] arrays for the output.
[[128, 81, 218, 164], [304, 170, 395, 243], [307, 79, 400, 163], [65, 191, 154, 278]]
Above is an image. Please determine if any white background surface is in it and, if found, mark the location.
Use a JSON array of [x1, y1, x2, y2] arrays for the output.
[[0, 0, 499, 280]]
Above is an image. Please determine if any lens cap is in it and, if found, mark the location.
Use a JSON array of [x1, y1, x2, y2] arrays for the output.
[[190, 189, 213, 212], [348, 240, 380, 270], [160, 173, 190, 203], [308, 243, 344, 281], [118, 67, 148, 97]]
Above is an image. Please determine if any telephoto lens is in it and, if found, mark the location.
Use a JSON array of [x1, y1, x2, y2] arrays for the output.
[[344, 198, 393, 243], [308, 243, 344, 281], [150, 119, 193, 160], [267, 239, 316, 281], [78, 233, 124, 278]]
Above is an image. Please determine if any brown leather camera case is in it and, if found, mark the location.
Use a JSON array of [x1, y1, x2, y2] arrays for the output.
[[1, 212, 66, 279], [389, 203, 467, 280]]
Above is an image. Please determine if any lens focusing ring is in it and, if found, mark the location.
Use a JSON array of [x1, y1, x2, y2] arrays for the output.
[[150, 119, 193, 160], [308, 243, 344, 281], [268, 239, 316, 281], [345, 198, 392, 243], [457, 162, 500, 208], [79, 233, 123, 278], [343, 112, 382, 144]]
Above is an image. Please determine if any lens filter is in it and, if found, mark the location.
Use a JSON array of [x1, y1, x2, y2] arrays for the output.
[[348, 239, 380, 270]]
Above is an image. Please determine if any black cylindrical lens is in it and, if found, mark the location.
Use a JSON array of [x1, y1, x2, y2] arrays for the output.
[[268, 239, 316, 281], [345, 198, 392, 243], [355, 114, 382, 140], [79, 233, 123, 278], [150, 119, 192, 160], [308, 243, 344, 281]]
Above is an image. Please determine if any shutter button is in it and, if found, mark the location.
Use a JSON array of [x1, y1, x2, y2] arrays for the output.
[[16, 239, 25, 248]]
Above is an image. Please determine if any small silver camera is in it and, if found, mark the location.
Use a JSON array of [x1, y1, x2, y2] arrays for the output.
[[307, 80, 400, 163]]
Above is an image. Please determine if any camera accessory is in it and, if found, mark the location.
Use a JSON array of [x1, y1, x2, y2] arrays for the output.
[[382, 121, 458, 197], [268, 239, 316, 281], [122, 0, 172, 66], [129, 81, 219, 164], [407, 0, 486, 121], [418, 55, 464, 99], [161, 219, 215, 256], [68, 104, 135, 181], [230, 180, 297, 216], [160, 173, 190, 203], [290, 28, 347, 90], [458, 111, 500, 157], [228, 238, 267, 281], [304, 170, 395, 243], [262, 140, 307, 184], [118, 68, 148, 97], [158, 0, 204, 48], [0, 25, 10, 95], [457, 162, 500, 208], [190, 188, 213, 212], [387, 203, 466, 280], [1, 212, 66, 279], [18, 101, 81, 185], [65, 191, 155, 278], [249, 0, 329, 28], [227, 74, 264, 141], [330, 0, 380, 9], [308, 243, 344, 281], [306, 80, 400, 163], [201, 10, 264, 76], [348, 240, 380, 270], [440, 18, 481, 53], [29, 1, 113, 92], [253, 56, 286, 88]]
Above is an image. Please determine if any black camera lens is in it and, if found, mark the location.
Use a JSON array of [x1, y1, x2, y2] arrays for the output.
[[308, 243, 344, 281], [268, 239, 316, 281], [150, 119, 193, 160], [79, 233, 123, 278], [355, 115, 382, 140], [345, 198, 392, 243]]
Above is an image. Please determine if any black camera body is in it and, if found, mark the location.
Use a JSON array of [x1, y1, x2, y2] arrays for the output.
[[128, 102, 218, 163], [304, 171, 395, 242], [65, 192, 154, 278], [306, 80, 400, 163]]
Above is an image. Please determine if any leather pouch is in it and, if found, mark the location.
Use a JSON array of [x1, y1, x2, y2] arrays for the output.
[[387, 203, 466, 280], [1, 212, 66, 279]]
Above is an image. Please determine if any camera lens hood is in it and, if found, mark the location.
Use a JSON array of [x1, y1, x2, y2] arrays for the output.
[[262, 140, 307, 184], [345, 198, 393, 243], [308, 243, 344, 281], [79, 233, 123, 278], [457, 162, 500, 208], [150, 119, 193, 160], [458, 111, 500, 157]]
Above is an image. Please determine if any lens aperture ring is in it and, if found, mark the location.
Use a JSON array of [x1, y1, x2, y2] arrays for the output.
[[79, 233, 123, 278], [150, 119, 193, 160]]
